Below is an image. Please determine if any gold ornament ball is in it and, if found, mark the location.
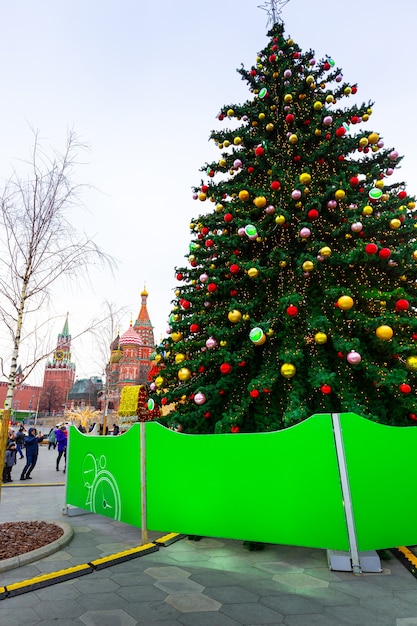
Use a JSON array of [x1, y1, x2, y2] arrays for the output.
[[178, 367, 191, 381], [284, 93, 293, 103], [219, 159, 226, 168], [362, 113, 369, 121], [320, 246, 332, 257], [406, 356, 417, 371], [335, 189, 346, 200], [228, 309, 242, 323], [154, 354, 163, 363], [258, 113, 265, 120], [412, 250, 417, 260], [289, 134, 298, 144], [279, 260, 287, 268], [223, 140, 230, 147], [306, 75, 315, 85], [315, 129, 322, 136], [239, 189, 250, 201], [338, 295, 354, 310], [302, 260, 314, 272], [175, 353, 186, 364], [359, 137, 368, 147], [198, 192, 207, 202], [313, 100, 322, 110], [368, 132, 379, 144], [253, 196, 267, 208], [227, 108, 234, 117], [242, 313, 250, 321], [375, 325, 393, 340], [325, 94, 334, 103], [215, 203, 224, 212], [314, 332, 328, 344], [299, 172, 311, 185], [171, 331, 183, 342], [375, 179, 384, 189], [234, 136, 242, 145], [220, 340, 227, 347], [266, 123, 274, 132], [362, 205, 373, 216], [280, 363, 296, 378], [390, 219, 401, 229], [155, 376, 164, 388], [247, 267, 259, 278]]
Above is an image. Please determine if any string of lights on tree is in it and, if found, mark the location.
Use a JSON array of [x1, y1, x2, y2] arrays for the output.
[[149, 14, 417, 434]]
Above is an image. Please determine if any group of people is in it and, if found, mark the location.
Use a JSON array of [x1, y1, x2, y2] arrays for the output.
[[3, 423, 68, 483]]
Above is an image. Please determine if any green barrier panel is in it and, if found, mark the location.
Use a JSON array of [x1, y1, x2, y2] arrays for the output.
[[66, 426, 142, 527], [340, 412, 417, 551], [145, 415, 349, 549]]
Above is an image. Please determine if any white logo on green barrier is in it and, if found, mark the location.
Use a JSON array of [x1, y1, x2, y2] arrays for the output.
[[81, 452, 121, 520]]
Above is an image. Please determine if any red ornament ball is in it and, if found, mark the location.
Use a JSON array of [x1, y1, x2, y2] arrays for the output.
[[190, 323, 200, 333], [207, 283, 217, 293], [378, 247, 391, 259], [409, 413, 417, 421], [285, 114, 295, 123], [271, 180, 281, 191], [248, 166, 255, 174], [176, 273, 183, 281], [396, 299, 409, 312], [220, 363, 232, 375], [308, 209, 319, 220], [201, 185, 209, 193], [254, 146, 265, 157], [161, 397, 168, 405], [204, 412, 211, 419], [335, 127, 346, 137], [286, 304, 299, 317], [349, 176, 359, 187], [250, 389, 260, 398], [400, 383, 412, 394], [205, 239, 214, 248], [365, 243, 378, 255], [321, 384, 332, 395], [398, 190, 407, 199], [224, 213, 233, 223], [230, 289, 238, 297], [180, 299, 190, 309], [231, 426, 240, 433], [230, 263, 240, 274], [201, 226, 209, 235]]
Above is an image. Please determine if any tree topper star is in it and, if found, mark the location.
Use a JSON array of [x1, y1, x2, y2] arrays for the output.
[[258, 0, 290, 25]]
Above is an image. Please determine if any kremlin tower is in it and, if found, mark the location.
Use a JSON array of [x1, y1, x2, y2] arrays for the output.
[[106, 287, 155, 412], [41, 314, 76, 413]]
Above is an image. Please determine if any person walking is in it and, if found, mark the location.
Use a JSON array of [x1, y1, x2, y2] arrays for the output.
[[15, 426, 26, 459], [47, 427, 57, 450], [3, 441, 17, 482], [20, 428, 44, 480], [55, 425, 68, 472]]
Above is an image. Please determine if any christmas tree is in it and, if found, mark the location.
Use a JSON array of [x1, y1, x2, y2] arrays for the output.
[[150, 16, 417, 434]]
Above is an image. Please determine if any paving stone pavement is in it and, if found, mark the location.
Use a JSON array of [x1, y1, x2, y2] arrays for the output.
[[1, 444, 417, 625]]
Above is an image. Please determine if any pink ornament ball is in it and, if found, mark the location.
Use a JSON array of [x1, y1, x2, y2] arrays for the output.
[[386, 168, 394, 176], [192, 193, 198, 200], [351, 222, 363, 233], [292, 189, 302, 200], [309, 58, 316, 66], [299, 227, 311, 238], [265, 205, 275, 214], [150, 382, 156, 391], [234, 159, 242, 169], [327, 200, 337, 209], [194, 392, 206, 405], [335, 74, 343, 82], [347, 351, 362, 365], [389, 150, 399, 160], [199, 273, 208, 283], [323, 116, 333, 126], [284, 69, 292, 78], [238, 227, 246, 237], [206, 337, 217, 349]]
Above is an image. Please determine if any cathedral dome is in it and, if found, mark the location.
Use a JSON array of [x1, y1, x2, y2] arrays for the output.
[[119, 324, 143, 347]]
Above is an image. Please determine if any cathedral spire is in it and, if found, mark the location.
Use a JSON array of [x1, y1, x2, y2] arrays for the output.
[[61, 312, 70, 337]]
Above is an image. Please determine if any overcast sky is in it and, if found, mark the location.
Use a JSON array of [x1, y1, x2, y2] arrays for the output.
[[0, 0, 416, 384]]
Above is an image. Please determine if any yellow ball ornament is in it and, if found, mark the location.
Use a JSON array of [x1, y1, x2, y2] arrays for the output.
[[313, 100, 323, 110], [275, 215, 286, 225], [289, 134, 298, 144], [228, 310, 242, 323], [238, 189, 250, 201], [198, 192, 207, 201], [227, 109, 234, 117], [280, 363, 296, 379], [302, 261, 314, 272], [390, 219, 401, 229], [376, 325, 393, 340], [178, 368, 191, 381], [175, 353, 186, 364], [155, 376, 164, 388], [171, 331, 183, 342], [234, 136, 242, 145], [266, 123, 274, 132], [299, 173, 311, 185], [320, 246, 332, 257], [362, 205, 373, 216], [338, 296, 354, 310], [335, 189, 346, 200], [359, 137, 369, 147], [284, 94, 293, 103], [248, 267, 259, 278], [253, 196, 267, 208], [368, 132, 379, 144], [314, 332, 328, 345], [406, 356, 417, 371]]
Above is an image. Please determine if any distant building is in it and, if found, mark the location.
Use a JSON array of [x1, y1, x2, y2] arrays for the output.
[[105, 287, 155, 412], [68, 376, 103, 409], [40, 315, 76, 415]]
